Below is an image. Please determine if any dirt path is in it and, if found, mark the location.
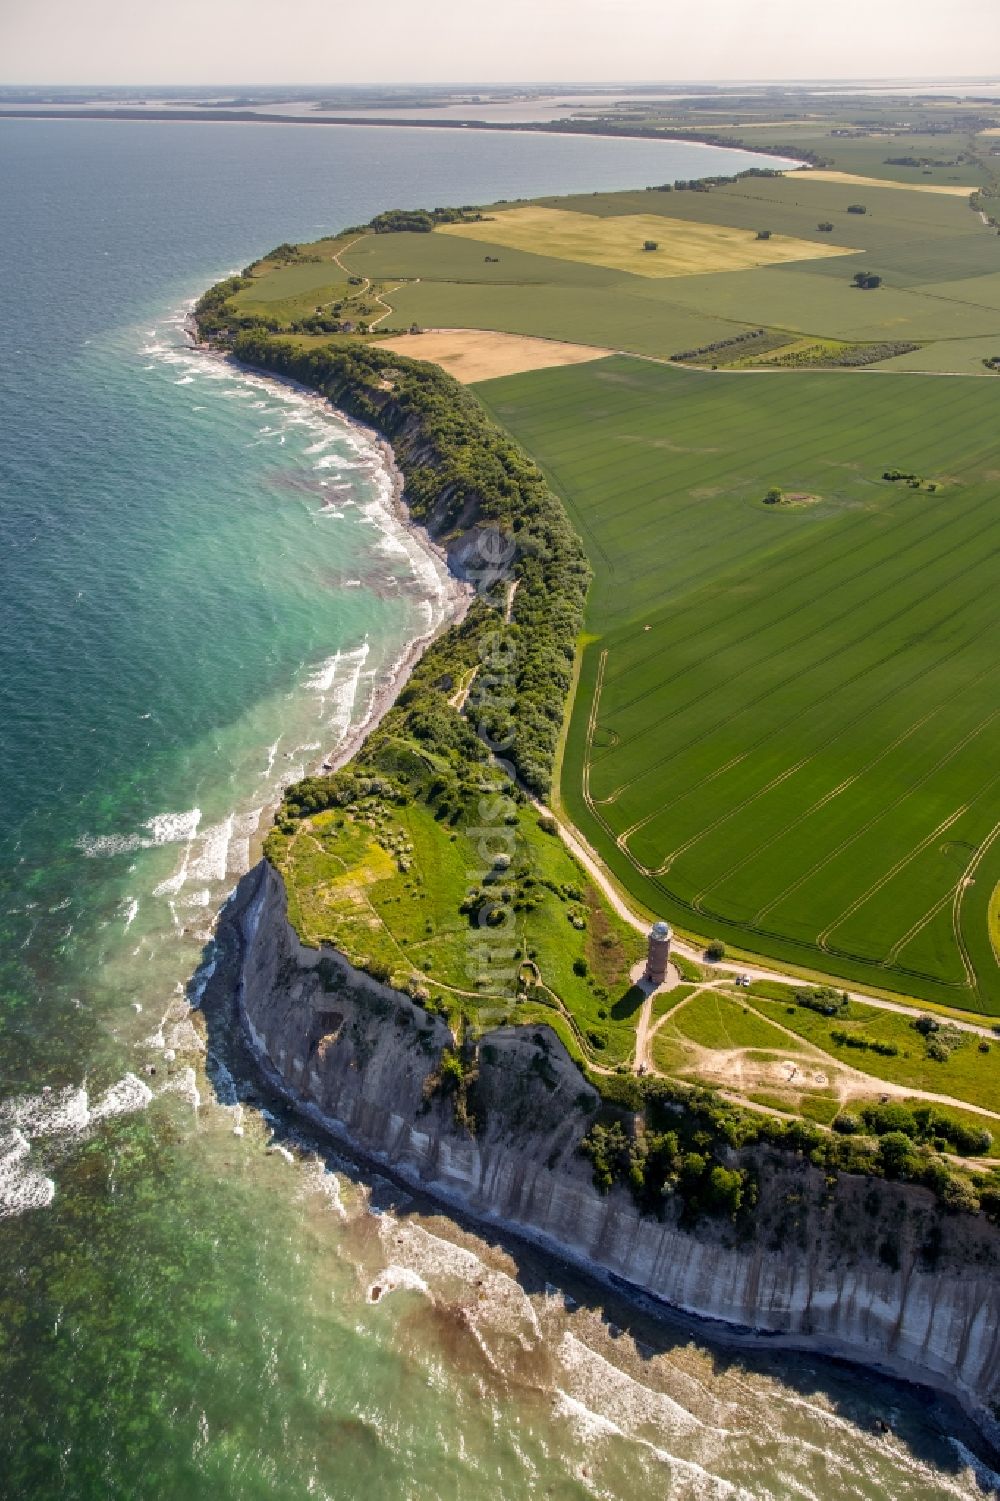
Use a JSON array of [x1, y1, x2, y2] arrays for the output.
[[330, 235, 397, 330], [535, 797, 998, 1040], [648, 985, 1000, 1123]]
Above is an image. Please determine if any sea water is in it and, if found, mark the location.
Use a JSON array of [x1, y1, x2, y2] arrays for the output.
[[0, 118, 994, 1498]]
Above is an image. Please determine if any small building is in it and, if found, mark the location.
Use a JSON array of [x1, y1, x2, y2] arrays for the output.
[[646, 920, 672, 984]]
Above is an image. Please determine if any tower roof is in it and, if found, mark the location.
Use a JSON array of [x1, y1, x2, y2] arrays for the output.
[[650, 920, 672, 941]]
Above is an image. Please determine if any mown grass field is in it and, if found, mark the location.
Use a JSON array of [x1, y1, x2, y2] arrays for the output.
[[476, 355, 1000, 1013]]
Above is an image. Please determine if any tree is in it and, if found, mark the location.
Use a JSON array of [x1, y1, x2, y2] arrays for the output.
[[763, 486, 784, 505], [847, 203, 868, 214], [643, 240, 659, 251], [852, 271, 882, 289], [704, 1165, 744, 1216], [878, 1130, 918, 1177], [705, 941, 726, 961], [817, 221, 834, 232], [755, 229, 772, 240]]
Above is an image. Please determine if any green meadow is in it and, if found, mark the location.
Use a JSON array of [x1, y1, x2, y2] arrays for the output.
[[476, 356, 1000, 1013]]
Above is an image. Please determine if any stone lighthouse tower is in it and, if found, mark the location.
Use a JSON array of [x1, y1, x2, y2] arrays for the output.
[[646, 920, 673, 985]]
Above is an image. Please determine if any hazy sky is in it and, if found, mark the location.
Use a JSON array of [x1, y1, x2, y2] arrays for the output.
[[2, 0, 999, 87]]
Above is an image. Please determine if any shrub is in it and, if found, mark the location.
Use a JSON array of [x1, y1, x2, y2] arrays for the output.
[[705, 941, 726, 961]]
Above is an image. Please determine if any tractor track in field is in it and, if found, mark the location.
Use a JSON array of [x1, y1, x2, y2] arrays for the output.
[[752, 708, 1000, 926], [594, 494, 1000, 807]]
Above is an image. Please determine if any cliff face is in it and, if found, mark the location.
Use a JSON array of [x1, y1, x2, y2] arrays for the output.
[[222, 860, 1000, 1436]]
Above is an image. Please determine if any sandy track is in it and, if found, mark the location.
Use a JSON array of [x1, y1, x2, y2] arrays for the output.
[[376, 328, 612, 383]]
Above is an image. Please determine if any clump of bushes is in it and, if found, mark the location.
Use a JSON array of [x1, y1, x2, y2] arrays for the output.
[[830, 1029, 900, 1058], [913, 1014, 966, 1061], [670, 328, 769, 363], [883, 468, 937, 491], [794, 986, 849, 1017]]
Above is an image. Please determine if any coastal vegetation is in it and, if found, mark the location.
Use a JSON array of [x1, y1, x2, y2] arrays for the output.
[[195, 119, 1000, 1224]]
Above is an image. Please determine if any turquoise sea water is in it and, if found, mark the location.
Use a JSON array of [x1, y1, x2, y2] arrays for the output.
[[0, 119, 995, 1498]]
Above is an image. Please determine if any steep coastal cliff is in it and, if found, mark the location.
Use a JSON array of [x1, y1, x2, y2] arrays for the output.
[[219, 859, 1000, 1443]]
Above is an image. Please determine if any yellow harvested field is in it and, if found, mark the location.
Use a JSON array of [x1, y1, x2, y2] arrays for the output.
[[375, 328, 612, 382], [437, 205, 855, 279], [786, 169, 977, 197]]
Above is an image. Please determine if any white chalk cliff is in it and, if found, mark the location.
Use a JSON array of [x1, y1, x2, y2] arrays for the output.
[[220, 860, 1000, 1443]]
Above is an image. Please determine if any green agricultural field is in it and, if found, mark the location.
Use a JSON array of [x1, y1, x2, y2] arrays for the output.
[[476, 355, 1000, 1013], [339, 170, 1000, 365]]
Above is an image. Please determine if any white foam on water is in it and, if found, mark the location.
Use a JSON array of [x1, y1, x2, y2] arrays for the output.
[[159, 1067, 201, 1111], [120, 897, 139, 932], [305, 434, 342, 455], [78, 832, 144, 857], [948, 1439, 1000, 1493], [89, 1073, 154, 1123], [152, 819, 200, 896], [190, 956, 217, 1005], [306, 651, 344, 694], [326, 647, 371, 746], [0, 1085, 90, 1137], [165, 1016, 205, 1055], [262, 741, 280, 778], [552, 1391, 744, 1498], [382, 1218, 542, 1340], [557, 1331, 705, 1437], [0, 1130, 55, 1220], [144, 808, 202, 845], [206, 1054, 239, 1108], [367, 1264, 430, 1302], [174, 376, 195, 386], [0, 1070, 156, 1216], [187, 815, 234, 884]]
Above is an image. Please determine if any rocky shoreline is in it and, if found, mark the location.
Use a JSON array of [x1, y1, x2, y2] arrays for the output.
[[210, 858, 1000, 1464]]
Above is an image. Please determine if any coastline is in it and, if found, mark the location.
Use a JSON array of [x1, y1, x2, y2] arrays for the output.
[[211, 859, 1000, 1471], [183, 321, 473, 853], [188, 255, 1000, 1477]]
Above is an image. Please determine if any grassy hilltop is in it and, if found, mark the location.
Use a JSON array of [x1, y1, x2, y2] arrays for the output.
[[195, 91, 1000, 1216]]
